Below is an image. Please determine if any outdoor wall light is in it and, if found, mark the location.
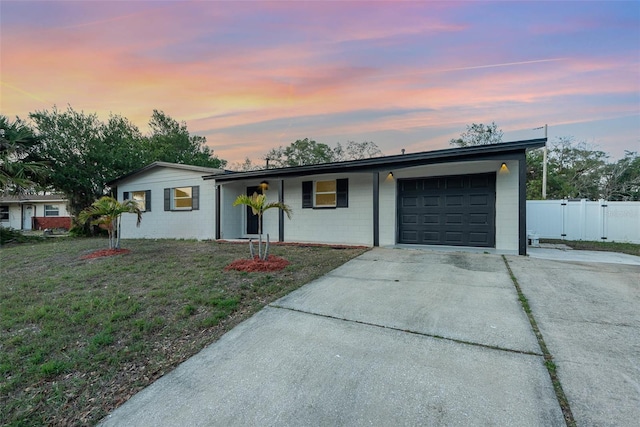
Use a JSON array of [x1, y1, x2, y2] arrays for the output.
[[259, 180, 269, 191], [385, 171, 394, 182], [499, 162, 509, 174]]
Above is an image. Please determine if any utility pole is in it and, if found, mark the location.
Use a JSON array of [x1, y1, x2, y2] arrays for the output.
[[533, 124, 548, 199], [542, 124, 548, 199]]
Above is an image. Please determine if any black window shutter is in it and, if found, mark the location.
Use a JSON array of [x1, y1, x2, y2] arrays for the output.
[[302, 181, 313, 208], [145, 190, 152, 212], [337, 179, 348, 207], [123, 191, 129, 201], [164, 188, 171, 211], [192, 186, 200, 210]]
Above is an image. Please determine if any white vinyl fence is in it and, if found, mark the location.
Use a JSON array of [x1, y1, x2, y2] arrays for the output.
[[527, 199, 640, 244]]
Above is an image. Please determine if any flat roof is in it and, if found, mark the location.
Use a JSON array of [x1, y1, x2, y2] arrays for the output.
[[205, 138, 546, 182]]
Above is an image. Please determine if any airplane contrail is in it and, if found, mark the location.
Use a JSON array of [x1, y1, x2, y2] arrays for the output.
[[0, 80, 50, 104], [442, 58, 568, 72]]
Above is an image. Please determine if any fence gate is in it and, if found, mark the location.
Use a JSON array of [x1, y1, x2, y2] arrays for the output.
[[526, 199, 640, 244]]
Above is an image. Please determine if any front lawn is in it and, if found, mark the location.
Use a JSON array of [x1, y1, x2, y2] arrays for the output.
[[0, 238, 368, 426]]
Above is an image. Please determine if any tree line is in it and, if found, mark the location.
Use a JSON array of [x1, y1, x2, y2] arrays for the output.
[[450, 122, 640, 201], [1, 107, 226, 216], [2, 110, 638, 225]]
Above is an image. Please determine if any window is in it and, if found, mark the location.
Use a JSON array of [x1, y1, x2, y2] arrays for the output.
[[124, 190, 151, 211], [302, 179, 348, 208], [164, 186, 200, 211], [315, 180, 337, 207], [44, 205, 59, 217], [0, 206, 8, 221]]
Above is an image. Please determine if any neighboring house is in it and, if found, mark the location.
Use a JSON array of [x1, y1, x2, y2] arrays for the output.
[[107, 162, 224, 240], [207, 139, 546, 255], [110, 139, 545, 255], [0, 194, 72, 230]]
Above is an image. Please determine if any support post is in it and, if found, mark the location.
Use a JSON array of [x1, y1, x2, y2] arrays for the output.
[[373, 172, 379, 247], [278, 179, 284, 242], [215, 185, 221, 239], [519, 153, 527, 256]]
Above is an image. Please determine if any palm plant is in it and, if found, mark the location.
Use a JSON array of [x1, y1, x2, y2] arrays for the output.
[[78, 196, 142, 250], [233, 192, 292, 260]]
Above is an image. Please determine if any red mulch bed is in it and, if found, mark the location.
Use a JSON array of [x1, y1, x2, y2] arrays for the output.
[[81, 248, 131, 260], [224, 255, 290, 272]]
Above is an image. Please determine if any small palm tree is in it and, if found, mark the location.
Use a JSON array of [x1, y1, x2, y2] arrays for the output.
[[78, 196, 142, 250], [233, 192, 292, 260]]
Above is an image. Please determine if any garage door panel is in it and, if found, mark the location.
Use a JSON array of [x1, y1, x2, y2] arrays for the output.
[[423, 214, 440, 225], [422, 196, 440, 207], [445, 195, 464, 206], [444, 231, 464, 243], [469, 232, 490, 244], [445, 214, 463, 224], [469, 213, 489, 225], [469, 194, 489, 206], [401, 196, 418, 207], [401, 214, 418, 225], [470, 175, 491, 188], [398, 173, 495, 247], [445, 177, 464, 189]]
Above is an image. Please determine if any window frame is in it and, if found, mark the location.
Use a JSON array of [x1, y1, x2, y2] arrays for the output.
[[0, 206, 8, 221], [302, 179, 348, 209], [314, 180, 337, 207], [164, 186, 200, 211], [123, 190, 151, 211], [44, 204, 60, 217]]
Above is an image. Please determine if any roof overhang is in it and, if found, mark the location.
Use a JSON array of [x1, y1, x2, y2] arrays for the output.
[[107, 161, 225, 187], [205, 138, 546, 183]]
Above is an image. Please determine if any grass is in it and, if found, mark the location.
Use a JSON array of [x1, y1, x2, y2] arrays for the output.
[[540, 239, 640, 256], [0, 238, 368, 426]]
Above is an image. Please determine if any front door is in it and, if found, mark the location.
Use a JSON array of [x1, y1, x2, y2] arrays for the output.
[[23, 205, 34, 230], [246, 187, 262, 235]]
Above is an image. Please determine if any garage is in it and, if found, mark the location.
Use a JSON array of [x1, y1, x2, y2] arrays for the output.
[[397, 173, 496, 247]]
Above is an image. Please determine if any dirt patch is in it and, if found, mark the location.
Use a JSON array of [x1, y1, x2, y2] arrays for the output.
[[224, 255, 290, 272], [81, 248, 131, 260]]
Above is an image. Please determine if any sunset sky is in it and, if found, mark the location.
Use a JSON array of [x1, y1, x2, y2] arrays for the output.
[[1, 0, 638, 165]]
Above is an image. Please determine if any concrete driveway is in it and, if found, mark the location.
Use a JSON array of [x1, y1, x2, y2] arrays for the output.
[[100, 247, 638, 426]]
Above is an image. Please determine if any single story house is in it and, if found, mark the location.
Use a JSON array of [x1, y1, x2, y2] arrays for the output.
[[111, 139, 545, 255], [0, 194, 72, 230], [107, 162, 224, 240]]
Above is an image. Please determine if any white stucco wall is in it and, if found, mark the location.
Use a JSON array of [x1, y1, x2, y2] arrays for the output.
[[117, 167, 216, 240]]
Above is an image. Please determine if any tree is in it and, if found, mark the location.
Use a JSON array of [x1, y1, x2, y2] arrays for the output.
[[232, 192, 292, 260], [30, 106, 228, 217], [449, 122, 504, 147], [263, 139, 383, 168], [526, 137, 610, 200], [229, 157, 263, 172], [144, 110, 226, 169], [334, 140, 383, 161], [77, 196, 142, 250], [0, 115, 47, 194], [264, 138, 337, 168], [30, 106, 148, 216], [601, 151, 640, 201]]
